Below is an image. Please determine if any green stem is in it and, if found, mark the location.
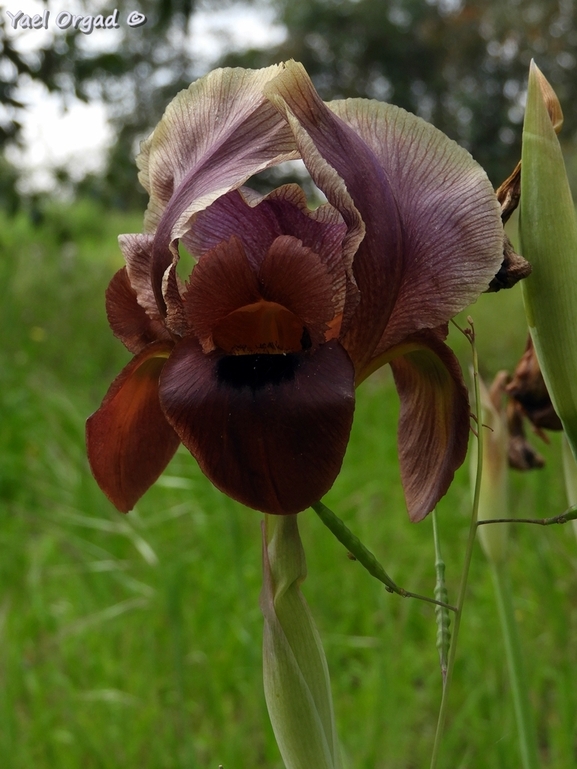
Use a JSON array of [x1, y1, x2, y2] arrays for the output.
[[490, 560, 540, 769], [429, 319, 483, 769], [477, 507, 577, 526], [431, 510, 451, 683], [312, 501, 456, 612]]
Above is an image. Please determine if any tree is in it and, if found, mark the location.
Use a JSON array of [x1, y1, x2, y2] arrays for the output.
[[1, 0, 200, 208], [219, 0, 577, 185]]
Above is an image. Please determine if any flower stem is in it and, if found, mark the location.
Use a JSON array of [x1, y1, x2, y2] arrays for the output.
[[312, 501, 456, 612], [431, 509, 451, 684], [490, 560, 540, 769], [429, 318, 483, 769], [476, 507, 577, 526]]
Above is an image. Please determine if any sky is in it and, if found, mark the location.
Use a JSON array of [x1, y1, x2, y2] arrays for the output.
[[4, 0, 286, 191]]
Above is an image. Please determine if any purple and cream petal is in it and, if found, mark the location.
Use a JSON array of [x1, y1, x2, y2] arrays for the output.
[[106, 268, 173, 354], [328, 99, 503, 353], [385, 330, 470, 522], [86, 342, 180, 513], [119, 233, 163, 321], [158, 339, 356, 515], [163, 263, 189, 337], [142, 66, 299, 307], [265, 61, 404, 369]]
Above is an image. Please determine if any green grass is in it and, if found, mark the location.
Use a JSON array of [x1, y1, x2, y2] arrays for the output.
[[1, 200, 576, 768]]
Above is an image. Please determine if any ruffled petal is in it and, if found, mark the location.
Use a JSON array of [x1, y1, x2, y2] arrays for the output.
[[106, 268, 173, 354], [86, 342, 180, 512], [327, 98, 503, 353], [265, 61, 403, 369], [158, 339, 356, 514], [184, 188, 282, 269], [186, 186, 348, 324], [119, 234, 187, 337], [142, 66, 299, 307], [186, 185, 347, 279], [118, 234, 158, 319], [386, 330, 470, 522], [184, 236, 261, 351], [259, 236, 336, 347], [184, 233, 337, 352]]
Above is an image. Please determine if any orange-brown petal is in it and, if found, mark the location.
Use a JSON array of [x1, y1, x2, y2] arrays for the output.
[[106, 268, 173, 354], [86, 342, 180, 512]]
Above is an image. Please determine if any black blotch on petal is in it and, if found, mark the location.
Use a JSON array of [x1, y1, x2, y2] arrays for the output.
[[300, 327, 312, 351], [217, 353, 299, 390]]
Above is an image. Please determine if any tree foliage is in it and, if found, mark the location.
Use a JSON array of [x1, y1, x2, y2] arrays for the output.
[[3, 0, 577, 206], [220, 0, 577, 185], [1, 0, 199, 208]]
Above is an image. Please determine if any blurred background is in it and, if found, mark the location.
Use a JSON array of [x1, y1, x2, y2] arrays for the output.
[[2, 1, 577, 767]]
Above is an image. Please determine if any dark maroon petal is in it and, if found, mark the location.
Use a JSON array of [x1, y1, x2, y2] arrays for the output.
[[186, 186, 349, 328], [184, 236, 261, 351], [86, 342, 180, 512], [259, 236, 335, 346], [265, 62, 403, 370], [387, 330, 470, 522], [106, 268, 173, 354], [184, 188, 282, 270], [159, 339, 356, 514]]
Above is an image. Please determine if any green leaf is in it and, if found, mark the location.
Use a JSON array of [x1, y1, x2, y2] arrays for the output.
[[520, 61, 577, 459], [261, 515, 341, 769]]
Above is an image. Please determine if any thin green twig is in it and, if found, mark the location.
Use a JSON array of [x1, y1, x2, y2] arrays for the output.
[[312, 501, 457, 612], [432, 509, 451, 684], [430, 317, 483, 769], [477, 506, 577, 526]]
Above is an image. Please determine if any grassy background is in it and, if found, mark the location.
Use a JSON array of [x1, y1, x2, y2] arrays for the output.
[[1, 201, 576, 768]]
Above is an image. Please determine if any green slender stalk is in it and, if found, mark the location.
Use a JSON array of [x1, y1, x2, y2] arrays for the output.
[[312, 501, 456, 612], [431, 510, 451, 684], [429, 319, 483, 769], [490, 561, 540, 769], [476, 507, 577, 526]]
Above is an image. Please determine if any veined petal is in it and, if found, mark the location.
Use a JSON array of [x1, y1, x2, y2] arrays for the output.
[[106, 268, 173, 354], [119, 233, 158, 319], [186, 185, 346, 276], [265, 61, 402, 369], [184, 236, 261, 352], [186, 185, 348, 322], [86, 342, 180, 512], [184, 187, 282, 269], [143, 66, 299, 308], [384, 330, 470, 522], [259, 236, 336, 347], [327, 99, 503, 354], [158, 339, 356, 515]]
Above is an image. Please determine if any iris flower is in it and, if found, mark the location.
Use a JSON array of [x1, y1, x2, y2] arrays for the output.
[[87, 61, 504, 520]]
